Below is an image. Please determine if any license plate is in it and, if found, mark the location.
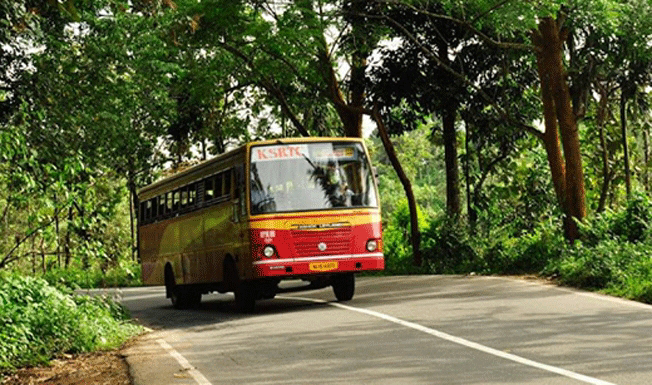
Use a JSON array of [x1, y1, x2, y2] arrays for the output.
[[309, 261, 338, 272]]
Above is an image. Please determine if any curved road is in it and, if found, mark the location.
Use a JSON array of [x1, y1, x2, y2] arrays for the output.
[[105, 276, 652, 384]]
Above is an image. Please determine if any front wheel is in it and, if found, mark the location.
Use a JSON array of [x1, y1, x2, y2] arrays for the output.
[[332, 273, 355, 302]]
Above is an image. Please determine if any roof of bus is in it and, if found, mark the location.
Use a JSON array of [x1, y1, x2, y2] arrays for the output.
[[137, 137, 366, 197]]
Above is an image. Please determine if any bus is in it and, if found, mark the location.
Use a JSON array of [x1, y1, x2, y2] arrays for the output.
[[137, 137, 383, 311]]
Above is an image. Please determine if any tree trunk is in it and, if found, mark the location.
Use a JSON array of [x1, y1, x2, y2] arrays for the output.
[[55, 193, 60, 267], [645, 128, 650, 192], [597, 86, 610, 213], [129, 187, 136, 262], [64, 206, 73, 267], [372, 106, 421, 266], [464, 119, 476, 231], [129, 176, 141, 263], [620, 92, 631, 198], [533, 17, 586, 242], [443, 104, 461, 217]]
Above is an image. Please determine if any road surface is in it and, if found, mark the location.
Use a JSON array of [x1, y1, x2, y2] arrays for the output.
[[103, 276, 652, 384]]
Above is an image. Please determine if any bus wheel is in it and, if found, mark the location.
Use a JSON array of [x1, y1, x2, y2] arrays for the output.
[[332, 273, 355, 302], [225, 259, 256, 312], [166, 268, 201, 309], [171, 285, 201, 309], [234, 282, 256, 313]]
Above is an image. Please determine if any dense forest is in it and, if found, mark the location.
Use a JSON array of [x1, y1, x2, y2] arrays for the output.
[[3, 0, 652, 302]]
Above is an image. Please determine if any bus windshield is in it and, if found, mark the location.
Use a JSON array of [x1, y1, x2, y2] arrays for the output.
[[250, 142, 378, 215]]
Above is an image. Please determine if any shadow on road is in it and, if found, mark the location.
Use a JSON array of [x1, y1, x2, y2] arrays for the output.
[[128, 292, 332, 330]]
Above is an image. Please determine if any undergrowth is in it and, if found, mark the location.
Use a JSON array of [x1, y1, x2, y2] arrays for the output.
[[383, 194, 652, 305], [0, 273, 143, 372]]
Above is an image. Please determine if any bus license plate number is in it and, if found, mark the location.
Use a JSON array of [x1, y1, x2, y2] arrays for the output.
[[309, 261, 338, 272]]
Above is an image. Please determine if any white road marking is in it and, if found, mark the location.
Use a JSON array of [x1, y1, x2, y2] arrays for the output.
[[157, 339, 213, 385], [279, 296, 617, 385]]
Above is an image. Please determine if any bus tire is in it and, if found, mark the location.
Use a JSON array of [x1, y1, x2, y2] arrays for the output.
[[332, 273, 355, 302], [235, 282, 256, 313], [225, 259, 256, 312], [166, 266, 201, 309]]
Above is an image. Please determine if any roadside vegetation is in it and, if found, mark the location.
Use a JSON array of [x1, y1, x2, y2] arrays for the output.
[[0, 273, 142, 374], [371, 132, 652, 304], [3, 0, 652, 371]]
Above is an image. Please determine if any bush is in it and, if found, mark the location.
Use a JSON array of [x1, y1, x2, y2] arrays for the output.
[[0, 273, 142, 371], [421, 216, 481, 274], [42, 259, 142, 290], [382, 200, 429, 274], [543, 195, 652, 303], [483, 220, 565, 274]]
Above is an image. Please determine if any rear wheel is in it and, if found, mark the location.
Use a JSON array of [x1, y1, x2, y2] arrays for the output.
[[332, 273, 355, 302], [166, 267, 201, 309]]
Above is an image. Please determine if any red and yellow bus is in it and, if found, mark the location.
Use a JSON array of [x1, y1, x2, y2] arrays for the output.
[[138, 137, 383, 311]]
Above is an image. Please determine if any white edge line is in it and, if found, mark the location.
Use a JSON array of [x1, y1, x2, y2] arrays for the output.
[[253, 252, 384, 265], [278, 296, 616, 385], [157, 339, 213, 385]]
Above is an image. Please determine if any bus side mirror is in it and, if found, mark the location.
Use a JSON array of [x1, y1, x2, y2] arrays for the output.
[[373, 167, 379, 181]]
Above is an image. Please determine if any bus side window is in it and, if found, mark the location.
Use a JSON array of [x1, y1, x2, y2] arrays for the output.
[[188, 184, 196, 206], [159, 195, 166, 216], [151, 197, 158, 219], [140, 202, 146, 223], [146, 200, 152, 221], [166, 192, 173, 212], [173, 190, 180, 212], [224, 169, 232, 198], [181, 186, 188, 208], [204, 178, 214, 201], [215, 173, 223, 199]]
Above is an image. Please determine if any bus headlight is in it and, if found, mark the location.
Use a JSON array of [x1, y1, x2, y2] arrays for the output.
[[366, 239, 378, 252], [263, 245, 276, 258]]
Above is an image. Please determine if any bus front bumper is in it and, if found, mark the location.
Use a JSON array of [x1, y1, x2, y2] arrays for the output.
[[252, 252, 384, 277]]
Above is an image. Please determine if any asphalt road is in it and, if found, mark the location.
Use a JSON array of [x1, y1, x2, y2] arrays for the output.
[[103, 276, 652, 384]]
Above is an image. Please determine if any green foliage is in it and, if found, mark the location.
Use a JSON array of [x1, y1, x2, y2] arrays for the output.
[[382, 199, 429, 274], [0, 273, 142, 371], [42, 259, 142, 290], [482, 220, 566, 275], [421, 216, 480, 274], [544, 195, 652, 302]]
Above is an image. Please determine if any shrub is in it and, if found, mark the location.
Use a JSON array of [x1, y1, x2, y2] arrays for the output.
[[483, 220, 565, 274], [421, 216, 481, 274], [0, 273, 142, 371], [383, 199, 429, 274], [42, 259, 142, 290]]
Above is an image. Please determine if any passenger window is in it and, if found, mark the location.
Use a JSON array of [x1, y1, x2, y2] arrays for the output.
[[215, 174, 223, 198], [188, 184, 196, 206], [146, 200, 152, 220], [181, 187, 188, 207], [159, 195, 166, 215], [223, 170, 232, 197], [140, 202, 146, 222], [151, 198, 158, 218], [204, 178, 214, 201], [173, 190, 180, 211], [166, 192, 173, 211]]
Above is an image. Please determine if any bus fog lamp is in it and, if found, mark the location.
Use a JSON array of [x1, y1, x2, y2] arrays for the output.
[[366, 240, 378, 252], [263, 245, 276, 258]]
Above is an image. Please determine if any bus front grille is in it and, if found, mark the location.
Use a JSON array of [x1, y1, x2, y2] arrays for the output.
[[291, 227, 352, 257]]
